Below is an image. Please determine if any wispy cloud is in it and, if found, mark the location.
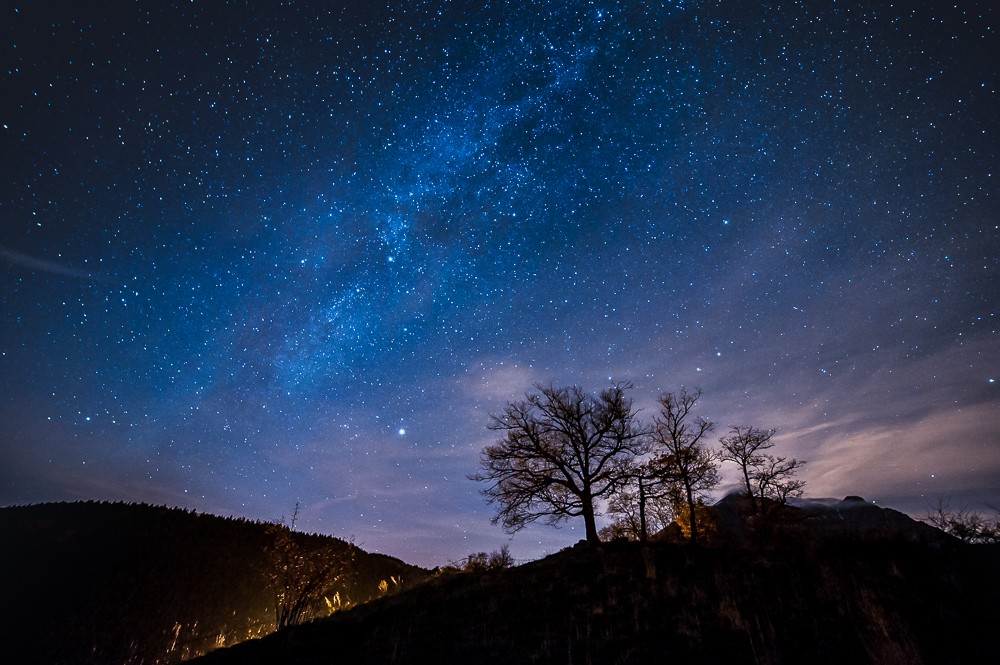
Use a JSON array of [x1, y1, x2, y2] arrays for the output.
[[0, 246, 95, 280], [464, 360, 544, 403]]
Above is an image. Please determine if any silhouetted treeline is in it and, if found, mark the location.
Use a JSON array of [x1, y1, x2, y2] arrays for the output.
[[0, 501, 428, 665]]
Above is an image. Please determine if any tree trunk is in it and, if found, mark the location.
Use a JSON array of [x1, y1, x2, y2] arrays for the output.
[[638, 479, 648, 543], [686, 485, 699, 544], [582, 492, 600, 544], [742, 466, 758, 513]]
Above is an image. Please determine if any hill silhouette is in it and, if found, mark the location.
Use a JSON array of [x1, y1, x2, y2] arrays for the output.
[[703, 493, 957, 547], [191, 498, 999, 664], [0, 501, 428, 665]]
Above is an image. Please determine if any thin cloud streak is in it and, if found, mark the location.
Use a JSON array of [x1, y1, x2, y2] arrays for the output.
[[0, 246, 95, 280]]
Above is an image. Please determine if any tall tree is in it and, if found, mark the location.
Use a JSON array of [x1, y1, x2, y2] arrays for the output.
[[647, 388, 719, 544], [471, 383, 645, 545], [718, 425, 776, 513]]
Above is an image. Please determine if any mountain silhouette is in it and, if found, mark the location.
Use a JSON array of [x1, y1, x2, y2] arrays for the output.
[[0, 501, 427, 664]]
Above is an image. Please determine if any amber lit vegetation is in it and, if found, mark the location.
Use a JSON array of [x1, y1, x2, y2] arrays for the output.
[[263, 503, 358, 629], [0, 501, 427, 665]]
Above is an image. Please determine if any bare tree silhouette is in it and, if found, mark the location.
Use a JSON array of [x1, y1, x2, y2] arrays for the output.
[[646, 389, 719, 544], [719, 425, 806, 512], [924, 500, 1000, 544], [471, 384, 645, 544], [718, 425, 776, 513]]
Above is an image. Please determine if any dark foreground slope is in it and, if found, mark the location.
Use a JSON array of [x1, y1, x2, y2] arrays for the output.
[[192, 537, 999, 664], [0, 502, 428, 665]]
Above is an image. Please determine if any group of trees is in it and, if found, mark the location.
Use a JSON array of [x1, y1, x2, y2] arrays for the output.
[[472, 384, 806, 545]]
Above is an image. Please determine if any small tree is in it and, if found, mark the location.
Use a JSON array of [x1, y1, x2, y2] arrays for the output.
[[262, 504, 355, 629], [718, 425, 776, 513], [719, 425, 806, 511], [753, 455, 806, 506], [602, 482, 679, 541], [647, 389, 719, 544], [471, 383, 645, 545]]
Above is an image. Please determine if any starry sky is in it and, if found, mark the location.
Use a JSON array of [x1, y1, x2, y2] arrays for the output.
[[1, 0, 997, 567]]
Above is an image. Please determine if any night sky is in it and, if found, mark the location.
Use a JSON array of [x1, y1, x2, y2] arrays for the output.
[[2, 0, 997, 567]]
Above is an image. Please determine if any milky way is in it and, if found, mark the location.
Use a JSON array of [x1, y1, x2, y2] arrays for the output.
[[1, 1, 997, 566]]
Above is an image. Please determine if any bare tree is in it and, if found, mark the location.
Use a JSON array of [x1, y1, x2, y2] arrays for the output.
[[471, 383, 645, 545], [647, 389, 719, 544], [925, 500, 1000, 544], [718, 425, 776, 513], [752, 455, 806, 506], [719, 425, 806, 511], [262, 504, 355, 629], [602, 481, 679, 541]]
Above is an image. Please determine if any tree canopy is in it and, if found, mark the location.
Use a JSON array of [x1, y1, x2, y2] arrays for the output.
[[471, 383, 645, 544], [719, 425, 806, 512]]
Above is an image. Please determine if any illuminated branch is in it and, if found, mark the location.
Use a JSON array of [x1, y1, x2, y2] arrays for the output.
[[647, 388, 719, 544]]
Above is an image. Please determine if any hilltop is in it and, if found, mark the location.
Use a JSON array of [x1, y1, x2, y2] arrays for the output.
[[191, 499, 999, 664], [4, 498, 997, 664], [0, 501, 428, 665]]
